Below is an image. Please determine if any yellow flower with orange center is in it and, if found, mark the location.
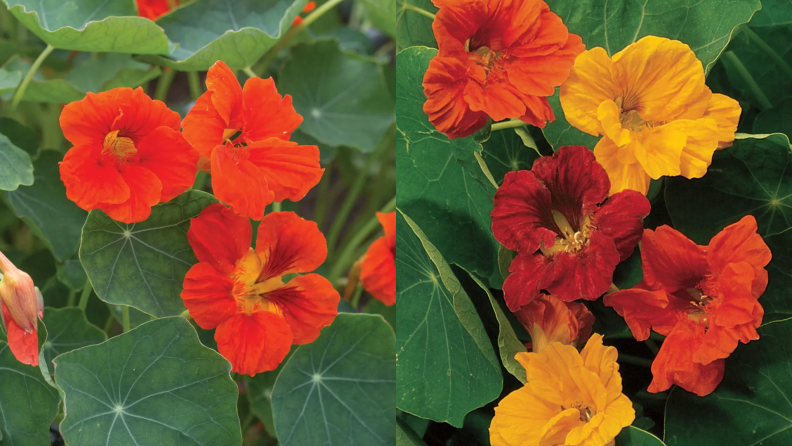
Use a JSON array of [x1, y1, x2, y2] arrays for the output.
[[560, 36, 741, 195], [490, 334, 634, 446]]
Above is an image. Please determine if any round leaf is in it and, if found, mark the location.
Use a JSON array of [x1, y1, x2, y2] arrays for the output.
[[41, 307, 106, 366], [396, 0, 437, 51], [0, 132, 34, 191], [616, 426, 666, 445]]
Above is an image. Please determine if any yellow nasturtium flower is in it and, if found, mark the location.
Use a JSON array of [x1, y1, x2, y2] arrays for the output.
[[560, 36, 741, 195], [490, 334, 634, 446]]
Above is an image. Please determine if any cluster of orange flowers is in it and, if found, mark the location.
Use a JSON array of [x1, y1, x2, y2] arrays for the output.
[[422, 0, 763, 445]]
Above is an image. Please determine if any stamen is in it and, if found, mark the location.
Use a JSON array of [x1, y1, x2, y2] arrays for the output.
[[102, 130, 137, 161]]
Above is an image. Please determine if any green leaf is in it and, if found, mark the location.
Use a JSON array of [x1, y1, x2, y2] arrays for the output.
[[55, 317, 241, 446], [0, 341, 60, 446], [0, 117, 39, 156], [271, 313, 396, 446], [615, 426, 666, 446], [244, 348, 295, 437], [396, 210, 502, 427], [2, 0, 171, 53], [278, 39, 395, 152], [664, 318, 792, 445], [6, 150, 88, 260], [138, 0, 308, 71], [0, 132, 34, 191], [396, 0, 437, 51], [754, 97, 792, 137], [396, 418, 427, 446], [541, 0, 761, 149], [481, 127, 542, 185], [360, 0, 397, 37], [40, 307, 106, 366], [396, 46, 501, 287], [56, 258, 88, 291], [79, 191, 218, 318]]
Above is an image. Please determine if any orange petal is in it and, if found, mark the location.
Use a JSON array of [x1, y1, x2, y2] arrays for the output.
[[215, 311, 293, 376], [182, 92, 227, 160], [100, 165, 162, 224], [187, 203, 252, 275], [245, 138, 323, 203], [640, 226, 708, 292], [181, 263, 238, 329], [268, 274, 339, 344], [255, 211, 327, 277], [242, 77, 303, 142], [360, 237, 396, 306], [111, 87, 181, 137], [378, 212, 396, 250], [707, 215, 771, 297], [60, 144, 130, 210], [206, 61, 244, 126], [2, 302, 38, 366], [422, 55, 488, 139], [134, 127, 198, 202], [211, 144, 273, 220]]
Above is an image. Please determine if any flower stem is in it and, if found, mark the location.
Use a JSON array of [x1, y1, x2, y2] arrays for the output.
[[645, 339, 660, 355], [193, 171, 208, 191], [122, 306, 130, 333], [77, 279, 92, 311], [722, 51, 773, 110], [741, 27, 792, 81], [187, 71, 202, 100], [619, 353, 652, 368], [402, 2, 436, 20], [271, 201, 282, 212], [350, 283, 364, 311], [491, 119, 527, 131], [154, 69, 176, 102], [242, 66, 257, 78], [9, 44, 54, 112]]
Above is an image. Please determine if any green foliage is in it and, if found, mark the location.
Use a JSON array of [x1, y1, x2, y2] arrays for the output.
[[0, 132, 33, 191], [480, 128, 542, 185], [616, 426, 666, 446], [396, 0, 437, 50], [40, 307, 106, 365]]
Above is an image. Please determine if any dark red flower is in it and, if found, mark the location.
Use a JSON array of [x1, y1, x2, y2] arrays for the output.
[[491, 146, 650, 310]]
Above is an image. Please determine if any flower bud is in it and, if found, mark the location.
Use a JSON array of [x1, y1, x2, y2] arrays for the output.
[[0, 251, 40, 366]]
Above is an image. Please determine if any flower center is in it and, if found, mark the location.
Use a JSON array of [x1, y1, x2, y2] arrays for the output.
[[540, 211, 593, 256], [232, 249, 284, 315], [615, 97, 664, 134], [465, 41, 507, 83], [102, 130, 137, 162], [561, 403, 596, 422], [223, 128, 242, 142]]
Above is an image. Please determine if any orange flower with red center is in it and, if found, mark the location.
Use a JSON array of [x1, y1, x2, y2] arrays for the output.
[[422, 0, 584, 139], [183, 61, 323, 220], [604, 216, 771, 396], [0, 250, 43, 366], [59, 87, 198, 223], [361, 212, 396, 306], [181, 204, 339, 375], [136, 0, 179, 20], [514, 294, 594, 352]]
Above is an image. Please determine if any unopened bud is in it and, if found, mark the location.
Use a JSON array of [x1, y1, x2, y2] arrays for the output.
[[0, 251, 38, 334]]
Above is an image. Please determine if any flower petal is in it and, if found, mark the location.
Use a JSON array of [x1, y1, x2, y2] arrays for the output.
[[502, 253, 552, 312], [542, 230, 620, 301], [361, 237, 396, 306], [603, 286, 682, 340], [181, 262, 238, 329], [267, 274, 339, 344], [422, 56, 489, 139], [702, 93, 741, 149], [492, 170, 556, 255], [60, 144, 130, 209], [242, 77, 302, 141], [560, 47, 618, 137], [594, 190, 650, 261], [256, 211, 327, 278], [187, 203, 252, 275], [112, 87, 182, 138], [215, 311, 293, 376], [245, 138, 323, 203], [640, 225, 708, 292], [134, 127, 198, 202], [594, 137, 651, 195], [101, 165, 162, 224], [211, 143, 273, 220], [205, 61, 244, 126], [182, 92, 226, 160], [707, 215, 771, 297], [2, 302, 38, 366]]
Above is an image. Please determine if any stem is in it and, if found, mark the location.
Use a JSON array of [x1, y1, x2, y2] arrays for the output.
[[271, 201, 282, 212], [257, 0, 345, 71], [402, 2, 436, 20], [122, 306, 131, 333], [619, 354, 652, 368], [67, 290, 77, 307], [645, 339, 660, 355], [241, 412, 255, 432], [77, 279, 92, 311], [242, 66, 257, 78], [187, 71, 202, 100], [9, 44, 54, 111], [153, 69, 176, 102], [723, 51, 773, 110], [103, 314, 114, 334], [491, 119, 527, 131], [328, 197, 395, 284], [742, 27, 792, 80], [350, 284, 364, 310], [313, 166, 332, 227], [193, 171, 208, 192]]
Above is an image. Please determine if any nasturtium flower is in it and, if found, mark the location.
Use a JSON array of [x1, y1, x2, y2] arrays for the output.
[[0, 251, 43, 366], [136, 0, 179, 20], [491, 146, 650, 310], [604, 216, 771, 396], [59, 87, 198, 223], [360, 212, 396, 306], [422, 0, 584, 139], [514, 293, 594, 352], [490, 334, 634, 446], [560, 36, 741, 195], [181, 204, 339, 376], [183, 61, 323, 220]]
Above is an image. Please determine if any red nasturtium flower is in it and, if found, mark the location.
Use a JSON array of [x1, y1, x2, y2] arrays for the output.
[[181, 204, 339, 375], [361, 212, 396, 306], [422, 0, 585, 139], [0, 251, 43, 366], [514, 293, 594, 352], [604, 216, 771, 396], [492, 146, 650, 310], [59, 87, 198, 223], [183, 61, 323, 220], [136, 0, 179, 20]]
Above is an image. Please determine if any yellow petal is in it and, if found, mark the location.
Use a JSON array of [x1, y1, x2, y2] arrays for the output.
[[597, 100, 632, 146], [594, 137, 651, 195], [597, 394, 636, 441], [702, 93, 741, 149], [580, 334, 623, 404], [635, 123, 688, 179], [678, 118, 719, 179], [560, 47, 618, 136], [492, 386, 563, 446], [539, 409, 584, 446]]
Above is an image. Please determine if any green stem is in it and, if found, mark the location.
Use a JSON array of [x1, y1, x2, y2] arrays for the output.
[[402, 2, 436, 20], [122, 306, 130, 333], [313, 166, 332, 228], [619, 354, 652, 368], [9, 44, 54, 112], [193, 171, 208, 192], [491, 119, 527, 131], [645, 339, 660, 355], [723, 51, 773, 110], [187, 71, 202, 100], [241, 412, 255, 432], [328, 197, 395, 284], [77, 279, 92, 311], [242, 66, 257, 78], [103, 314, 114, 334], [67, 290, 77, 307], [271, 201, 282, 212], [350, 284, 364, 311], [153, 69, 176, 102], [742, 27, 792, 80]]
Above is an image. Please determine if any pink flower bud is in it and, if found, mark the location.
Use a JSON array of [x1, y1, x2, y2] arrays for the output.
[[0, 251, 40, 366]]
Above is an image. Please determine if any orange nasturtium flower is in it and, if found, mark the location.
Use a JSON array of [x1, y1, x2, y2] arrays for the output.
[[604, 216, 771, 396], [360, 211, 396, 306], [136, 0, 179, 20], [560, 36, 741, 195], [183, 61, 323, 220], [181, 204, 339, 376], [59, 87, 198, 223], [0, 251, 43, 366], [514, 294, 594, 352], [490, 335, 634, 446], [422, 0, 584, 139]]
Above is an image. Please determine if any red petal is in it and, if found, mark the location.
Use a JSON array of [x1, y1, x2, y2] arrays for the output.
[[215, 312, 293, 376], [517, 95, 555, 128], [603, 285, 684, 340], [134, 127, 198, 202], [245, 138, 323, 203], [60, 144, 130, 210], [422, 56, 488, 139], [181, 263, 238, 329], [501, 253, 551, 312], [182, 92, 226, 160], [255, 211, 327, 278], [187, 203, 251, 275], [542, 230, 619, 301], [594, 190, 651, 261], [211, 144, 273, 220], [206, 61, 243, 126], [267, 274, 339, 344], [101, 165, 162, 224], [2, 303, 38, 366], [112, 87, 181, 138], [491, 170, 556, 255], [361, 237, 396, 306], [378, 211, 396, 249], [640, 225, 708, 292], [707, 215, 771, 297], [242, 77, 302, 142]]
